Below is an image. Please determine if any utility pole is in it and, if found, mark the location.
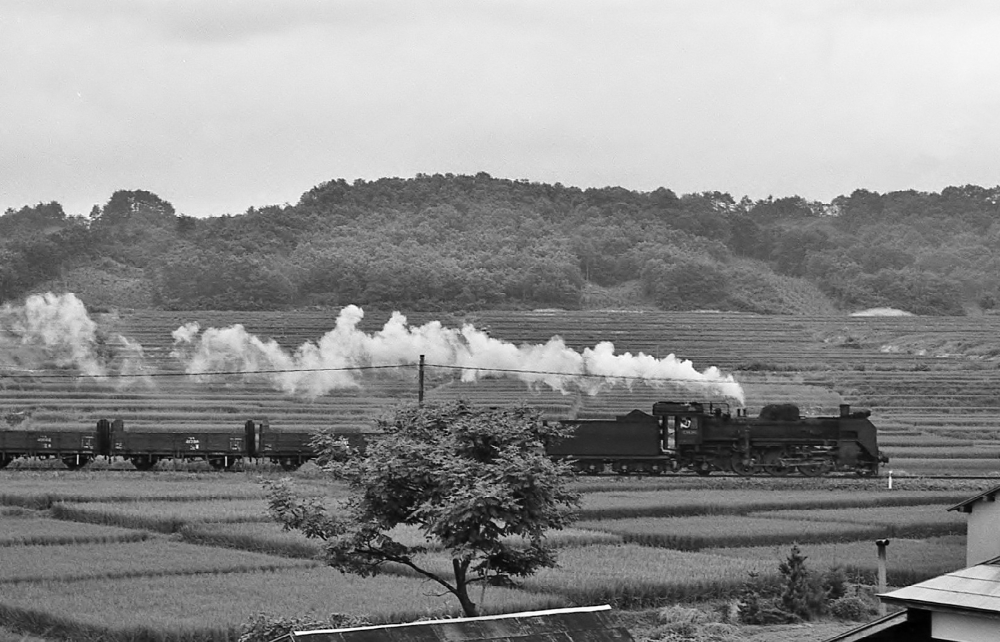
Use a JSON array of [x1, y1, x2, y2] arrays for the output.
[[876, 539, 890, 616], [418, 354, 425, 404]]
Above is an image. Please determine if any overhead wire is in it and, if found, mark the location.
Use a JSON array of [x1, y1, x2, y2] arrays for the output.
[[2, 361, 1000, 399]]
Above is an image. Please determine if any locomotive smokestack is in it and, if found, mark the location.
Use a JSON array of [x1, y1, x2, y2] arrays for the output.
[[840, 404, 850, 417]]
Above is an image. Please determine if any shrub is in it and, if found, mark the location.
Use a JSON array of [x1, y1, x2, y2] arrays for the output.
[[823, 565, 848, 600], [238, 612, 370, 642], [656, 605, 713, 626], [830, 596, 879, 622], [739, 545, 835, 624], [778, 544, 828, 620], [737, 572, 797, 625]]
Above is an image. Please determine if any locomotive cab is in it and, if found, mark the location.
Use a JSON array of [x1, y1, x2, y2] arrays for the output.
[[651, 401, 735, 475]]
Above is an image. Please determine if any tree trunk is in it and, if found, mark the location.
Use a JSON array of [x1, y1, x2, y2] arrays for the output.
[[452, 559, 479, 617]]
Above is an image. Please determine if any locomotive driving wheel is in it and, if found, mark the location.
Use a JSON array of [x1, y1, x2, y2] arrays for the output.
[[764, 462, 792, 476], [797, 461, 832, 477], [760, 450, 792, 476], [729, 453, 758, 476]]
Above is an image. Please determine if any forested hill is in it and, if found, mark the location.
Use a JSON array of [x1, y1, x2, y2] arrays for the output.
[[2, 175, 999, 315]]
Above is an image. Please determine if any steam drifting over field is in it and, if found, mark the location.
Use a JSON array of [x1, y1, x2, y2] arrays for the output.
[[171, 305, 745, 402], [0, 292, 147, 382]]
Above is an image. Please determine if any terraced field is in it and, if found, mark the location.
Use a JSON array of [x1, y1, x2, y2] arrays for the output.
[[0, 471, 984, 641], [4, 308, 1000, 475]]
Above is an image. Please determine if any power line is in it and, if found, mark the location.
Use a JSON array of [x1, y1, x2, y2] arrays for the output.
[[2, 361, 1000, 398], [424, 362, 741, 385]]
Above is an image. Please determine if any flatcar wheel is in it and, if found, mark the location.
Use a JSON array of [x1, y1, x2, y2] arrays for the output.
[[208, 457, 233, 471], [130, 455, 158, 471], [279, 457, 301, 472], [62, 456, 90, 470], [694, 461, 713, 476]]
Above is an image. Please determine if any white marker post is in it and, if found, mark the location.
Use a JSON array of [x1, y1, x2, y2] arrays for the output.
[[888, 470, 893, 490]]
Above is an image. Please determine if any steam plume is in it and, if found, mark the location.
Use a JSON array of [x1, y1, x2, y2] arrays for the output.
[[171, 305, 744, 403], [1, 292, 104, 376], [0, 292, 148, 383]]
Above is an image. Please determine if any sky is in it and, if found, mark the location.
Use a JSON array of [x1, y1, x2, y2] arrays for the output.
[[3, 0, 1000, 218]]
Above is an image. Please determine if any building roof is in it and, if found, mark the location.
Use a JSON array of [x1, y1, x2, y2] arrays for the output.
[[948, 484, 1000, 513], [880, 563, 1000, 617], [820, 611, 910, 642], [277, 606, 634, 642]]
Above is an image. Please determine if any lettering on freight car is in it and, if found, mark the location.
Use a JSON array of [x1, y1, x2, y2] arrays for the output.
[[229, 438, 243, 451], [185, 436, 200, 450]]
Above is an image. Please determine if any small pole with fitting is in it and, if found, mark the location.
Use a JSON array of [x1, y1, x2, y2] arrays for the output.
[[418, 354, 425, 405], [888, 470, 893, 490], [875, 539, 890, 616]]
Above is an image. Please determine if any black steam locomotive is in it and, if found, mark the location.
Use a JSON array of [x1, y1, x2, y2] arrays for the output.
[[0, 401, 886, 476], [550, 401, 887, 476]]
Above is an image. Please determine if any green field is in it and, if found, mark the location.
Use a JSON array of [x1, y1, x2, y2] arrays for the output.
[[0, 469, 983, 641], [2, 309, 999, 640]]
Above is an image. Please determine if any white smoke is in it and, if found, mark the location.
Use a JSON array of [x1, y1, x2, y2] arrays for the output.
[[171, 305, 745, 403], [1, 292, 104, 376], [0, 292, 150, 385]]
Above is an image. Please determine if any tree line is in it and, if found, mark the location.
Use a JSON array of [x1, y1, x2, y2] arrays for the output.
[[2, 175, 998, 315]]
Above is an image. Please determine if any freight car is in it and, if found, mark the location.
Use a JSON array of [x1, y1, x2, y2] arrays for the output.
[[0, 419, 366, 471], [97, 419, 370, 471], [0, 401, 886, 476], [548, 402, 887, 476]]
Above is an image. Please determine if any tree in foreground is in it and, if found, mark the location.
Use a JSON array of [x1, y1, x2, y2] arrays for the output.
[[266, 401, 581, 617]]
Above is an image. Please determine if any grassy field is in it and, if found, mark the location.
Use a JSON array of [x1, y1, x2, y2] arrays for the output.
[[1, 309, 999, 640], [0, 470, 984, 641]]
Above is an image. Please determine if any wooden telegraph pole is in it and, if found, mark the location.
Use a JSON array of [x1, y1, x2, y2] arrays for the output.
[[418, 354, 425, 404]]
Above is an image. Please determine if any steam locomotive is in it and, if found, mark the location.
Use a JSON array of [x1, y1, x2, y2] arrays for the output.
[[549, 401, 887, 477], [0, 401, 886, 476]]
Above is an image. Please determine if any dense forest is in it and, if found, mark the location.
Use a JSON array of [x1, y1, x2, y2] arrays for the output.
[[2, 175, 999, 315]]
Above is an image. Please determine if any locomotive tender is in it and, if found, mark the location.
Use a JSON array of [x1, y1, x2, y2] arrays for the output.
[[0, 401, 886, 476]]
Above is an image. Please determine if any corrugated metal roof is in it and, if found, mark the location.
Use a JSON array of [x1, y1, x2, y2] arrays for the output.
[[880, 564, 1000, 614], [281, 606, 633, 642], [948, 484, 1000, 513], [819, 611, 909, 642]]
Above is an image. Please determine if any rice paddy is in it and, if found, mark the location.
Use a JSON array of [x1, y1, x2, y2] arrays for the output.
[[2, 309, 998, 640]]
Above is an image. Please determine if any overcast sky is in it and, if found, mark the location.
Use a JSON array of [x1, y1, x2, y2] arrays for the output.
[[3, 0, 1000, 218]]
